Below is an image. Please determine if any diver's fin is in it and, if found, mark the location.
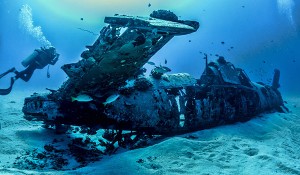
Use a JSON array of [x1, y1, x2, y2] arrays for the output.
[[0, 67, 16, 79], [0, 77, 15, 95]]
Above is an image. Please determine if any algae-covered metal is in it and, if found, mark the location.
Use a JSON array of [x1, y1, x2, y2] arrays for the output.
[[22, 11, 286, 135]]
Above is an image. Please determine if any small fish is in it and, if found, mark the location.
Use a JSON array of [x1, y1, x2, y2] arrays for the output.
[[103, 94, 120, 106], [154, 65, 171, 74], [221, 41, 225, 44], [154, 65, 172, 74], [147, 61, 156, 65], [72, 94, 93, 102], [161, 66, 171, 72], [80, 18, 83, 21], [164, 59, 167, 64], [148, 3, 151, 7]]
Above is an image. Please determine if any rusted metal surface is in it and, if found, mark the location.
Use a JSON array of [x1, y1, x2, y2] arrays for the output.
[[22, 11, 286, 136]]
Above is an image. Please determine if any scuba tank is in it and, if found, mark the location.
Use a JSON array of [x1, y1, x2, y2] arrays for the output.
[[21, 47, 58, 69], [21, 50, 39, 67]]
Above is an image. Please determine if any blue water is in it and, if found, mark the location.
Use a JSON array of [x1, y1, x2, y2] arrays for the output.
[[0, 0, 299, 95]]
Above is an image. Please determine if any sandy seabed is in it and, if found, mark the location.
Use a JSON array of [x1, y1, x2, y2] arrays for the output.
[[0, 90, 299, 175]]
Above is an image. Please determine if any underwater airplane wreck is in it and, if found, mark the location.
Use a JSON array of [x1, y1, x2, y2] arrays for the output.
[[22, 10, 287, 137]]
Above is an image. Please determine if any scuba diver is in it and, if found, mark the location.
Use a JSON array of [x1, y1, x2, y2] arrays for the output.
[[0, 47, 59, 95]]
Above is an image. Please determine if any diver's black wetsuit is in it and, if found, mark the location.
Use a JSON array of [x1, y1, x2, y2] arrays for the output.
[[15, 64, 36, 82], [0, 47, 59, 95]]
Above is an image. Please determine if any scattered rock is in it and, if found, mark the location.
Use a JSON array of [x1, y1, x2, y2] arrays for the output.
[[137, 159, 145, 163], [44, 144, 55, 152], [244, 148, 259, 156], [184, 135, 199, 140]]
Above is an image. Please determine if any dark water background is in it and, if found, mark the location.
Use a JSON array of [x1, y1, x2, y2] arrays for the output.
[[0, 0, 299, 96]]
